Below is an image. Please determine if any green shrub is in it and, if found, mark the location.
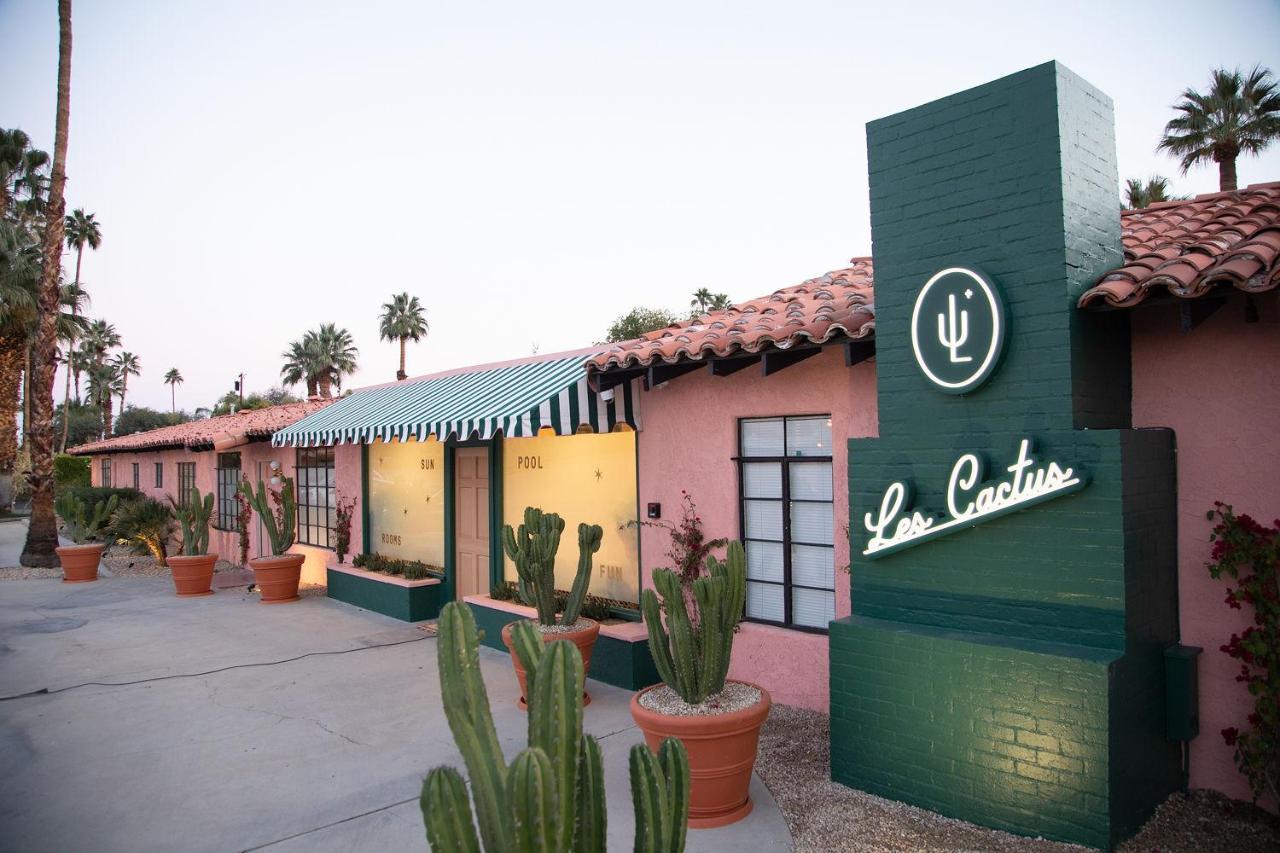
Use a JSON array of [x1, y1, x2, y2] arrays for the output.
[[352, 552, 444, 579], [488, 580, 617, 621], [54, 454, 91, 492], [107, 497, 174, 563], [66, 485, 143, 507]]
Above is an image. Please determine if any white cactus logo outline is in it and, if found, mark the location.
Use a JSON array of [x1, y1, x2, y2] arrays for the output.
[[937, 292, 972, 363]]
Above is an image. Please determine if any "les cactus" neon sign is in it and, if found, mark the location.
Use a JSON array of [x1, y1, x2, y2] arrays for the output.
[[863, 438, 1088, 558]]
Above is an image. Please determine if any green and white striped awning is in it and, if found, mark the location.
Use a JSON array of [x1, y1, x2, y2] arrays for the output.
[[271, 353, 639, 448]]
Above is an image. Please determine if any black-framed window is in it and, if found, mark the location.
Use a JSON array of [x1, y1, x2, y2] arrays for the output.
[[296, 447, 335, 548], [154, 461, 163, 489], [215, 453, 241, 530], [132, 462, 140, 490], [100, 459, 111, 487], [737, 415, 835, 631], [177, 462, 196, 506]]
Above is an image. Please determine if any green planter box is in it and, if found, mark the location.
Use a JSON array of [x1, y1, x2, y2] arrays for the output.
[[466, 595, 660, 691], [327, 564, 443, 622]]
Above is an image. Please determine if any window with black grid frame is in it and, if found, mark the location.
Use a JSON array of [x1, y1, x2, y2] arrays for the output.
[[737, 415, 836, 631], [132, 462, 139, 490], [177, 462, 196, 506], [101, 458, 111, 487], [154, 461, 163, 489], [215, 453, 241, 530], [295, 447, 335, 549]]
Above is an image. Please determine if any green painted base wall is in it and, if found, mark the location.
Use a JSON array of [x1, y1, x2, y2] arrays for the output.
[[327, 569, 444, 622], [467, 600, 660, 691]]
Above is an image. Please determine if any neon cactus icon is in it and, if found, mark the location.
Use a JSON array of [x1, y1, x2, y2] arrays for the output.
[[937, 292, 971, 363]]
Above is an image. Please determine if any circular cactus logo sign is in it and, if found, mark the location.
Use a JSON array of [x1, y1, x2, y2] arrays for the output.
[[909, 267, 1007, 394]]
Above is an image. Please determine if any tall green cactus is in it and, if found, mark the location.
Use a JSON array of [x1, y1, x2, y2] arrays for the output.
[[642, 540, 748, 705], [421, 601, 689, 852], [237, 476, 296, 556], [55, 493, 119, 544], [501, 506, 603, 626], [168, 489, 214, 556]]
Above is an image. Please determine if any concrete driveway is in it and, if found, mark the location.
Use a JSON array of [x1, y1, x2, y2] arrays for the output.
[[0, 573, 791, 852]]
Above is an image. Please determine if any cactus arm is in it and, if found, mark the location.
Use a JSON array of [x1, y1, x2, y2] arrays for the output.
[[510, 619, 544, 697], [658, 738, 690, 853], [436, 602, 513, 852], [508, 748, 557, 853], [574, 733, 606, 853], [420, 766, 481, 853], [654, 570, 699, 702], [528, 639, 583, 851], [641, 589, 680, 692], [629, 743, 670, 853], [693, 576, 726, 699], [561, 523, 602, 626]]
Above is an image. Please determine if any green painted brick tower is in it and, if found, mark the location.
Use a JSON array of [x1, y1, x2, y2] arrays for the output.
[[831, 62, 1181, 849]]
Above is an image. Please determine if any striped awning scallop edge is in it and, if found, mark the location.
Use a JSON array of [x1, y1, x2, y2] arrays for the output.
[[271, 353, 640, 448]]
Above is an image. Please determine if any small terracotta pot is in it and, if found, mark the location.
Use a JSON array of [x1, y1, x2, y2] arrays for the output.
[[630, 681, 771, 829], [168, 554, 217, 597], [56, 543, 105, 584], [501, 618, 600, 710], [248, 553, 305, 604]]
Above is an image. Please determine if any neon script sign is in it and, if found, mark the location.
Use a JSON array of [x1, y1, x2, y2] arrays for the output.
[[863, 438, 1088, 558]]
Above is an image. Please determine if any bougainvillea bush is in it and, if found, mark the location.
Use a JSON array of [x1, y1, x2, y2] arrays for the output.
[[1207, 502, 1279, 803]]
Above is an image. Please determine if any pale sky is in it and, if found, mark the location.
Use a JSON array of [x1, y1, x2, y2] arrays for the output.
[[2, 0, 1278, 413]]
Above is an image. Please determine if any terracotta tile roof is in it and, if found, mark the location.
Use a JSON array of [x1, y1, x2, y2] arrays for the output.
[[69, 400, 335, 456], [1079, 181, 1280, 309], [589, 258, 875, 371]]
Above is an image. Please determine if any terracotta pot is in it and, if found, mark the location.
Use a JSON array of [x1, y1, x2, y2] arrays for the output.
[[501, 618, 600, 710], [630, 681, 771, 829], [56, 543, 105, 584], [248, 553, 305, 604], [168, 554, 217, 597]]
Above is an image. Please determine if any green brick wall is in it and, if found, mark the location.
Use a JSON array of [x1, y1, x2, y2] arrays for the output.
[[833, 62, 1180, 849]]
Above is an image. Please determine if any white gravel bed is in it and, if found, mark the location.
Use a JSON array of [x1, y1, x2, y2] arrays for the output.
[[532, 618, 593, 635], [639, 682, 762, 716], [0, 566, 63, 580]]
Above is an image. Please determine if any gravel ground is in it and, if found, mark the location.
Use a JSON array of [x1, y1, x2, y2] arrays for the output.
[[639, 682, 763, 716], [101, 546, 240, 578], [755, 704, 1280, 853], [0, 565, 62, 580]]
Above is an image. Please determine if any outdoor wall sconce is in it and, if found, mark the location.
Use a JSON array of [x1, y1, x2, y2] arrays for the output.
[[269, 460, 282, 486]]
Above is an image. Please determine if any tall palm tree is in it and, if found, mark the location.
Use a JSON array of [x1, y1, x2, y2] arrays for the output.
[[164, 367, 182, 413], [77, 318, 118, 432], [0, 128, 50, 223], [22, 0, 73, 567], [280, 324, 358, 398], [1122, 176, 1185, 209], [111, 350, 140, 413], [0, 221, 39, 512], [85, 362, 121, 439], [60, 208, 98, 449], [690, 287, 731, 316], [1158, 65, 1280, 192], [378, 292, 428, 381]]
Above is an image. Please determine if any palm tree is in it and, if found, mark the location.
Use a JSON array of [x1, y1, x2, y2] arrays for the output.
[[690, 287, 732, 316], [60, 208, 99, 449], [77, 318, 118, 431], [1158, 66, 1280, 192], [0, 128, 50, 223], [1123, 176, 1185, 209], [281, 324, 358, 398], [22, 0, 73, 567], [111, 350, 140, 413], [85, 362, 121, 438], [378, 292, 428, 381], [164, 367, 182, 413], [0, 220, 39, 512]]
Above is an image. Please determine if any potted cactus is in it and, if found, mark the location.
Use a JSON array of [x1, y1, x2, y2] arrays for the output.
[[631, 540, 771, 828], [238, 476, 303, 604], [167, 489, 217, 597], [53, 492, 119, 583], [421, 601, 690, 851], [499, 506, 604, 708]]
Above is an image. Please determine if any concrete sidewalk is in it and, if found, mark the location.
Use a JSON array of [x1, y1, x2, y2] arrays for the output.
[[0, 577, 792, 852]]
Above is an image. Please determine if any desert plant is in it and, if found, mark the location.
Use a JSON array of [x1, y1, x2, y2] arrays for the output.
[[334, 492, 356, 564], [169, 488, 213, 556], [642, 540, 747, 705], [420, 601, 689, 852], [52, 453, 89, 491], [54, 491, 117, 544], [501, 506, 603, 626], [107, 497, 174, 563], [238, 476, 296, 556]]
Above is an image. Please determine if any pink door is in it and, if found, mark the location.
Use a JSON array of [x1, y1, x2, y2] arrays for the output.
[[454, 448, 490, 599]]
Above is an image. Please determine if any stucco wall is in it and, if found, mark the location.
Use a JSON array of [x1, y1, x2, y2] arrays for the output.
[[1131, 293, 1280, 802], [635, 346, 878, 710], [87, 441, 363, 587]]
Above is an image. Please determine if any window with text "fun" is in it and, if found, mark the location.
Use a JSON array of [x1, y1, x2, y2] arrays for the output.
[[737, 416, 835, 631]]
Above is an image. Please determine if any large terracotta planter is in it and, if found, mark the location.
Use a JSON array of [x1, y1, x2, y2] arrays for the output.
[[630, 681, 771, 828], [501, 618, 600, 710], [56, 543, 105, 584], [248, 553, 305, 604], [168, 554, 216, 597]]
